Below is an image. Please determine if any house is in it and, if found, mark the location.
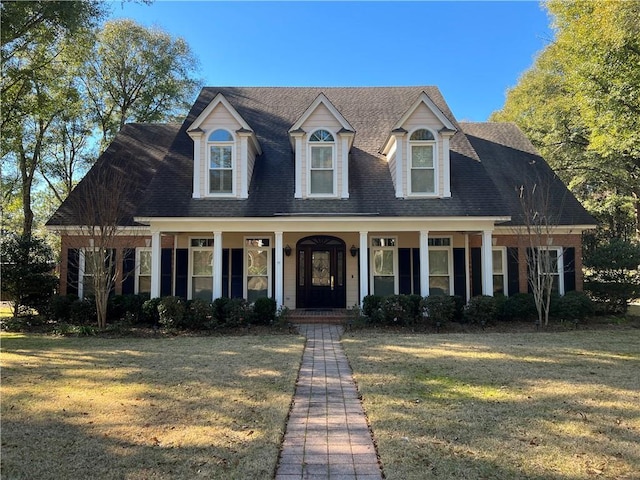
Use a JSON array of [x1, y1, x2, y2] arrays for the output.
[[47, 86, 596, 309]]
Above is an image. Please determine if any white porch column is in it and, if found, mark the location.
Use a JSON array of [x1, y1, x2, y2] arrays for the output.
[[213, 231, 223, 300], [274, 232, 284, 307], [419, 230, 430, 297], [150, 231, 162, 298], [481, 229, 494, 296], [359, 231, 368, 304]]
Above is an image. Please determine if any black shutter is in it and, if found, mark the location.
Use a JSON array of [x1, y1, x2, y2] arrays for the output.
[[563, 247, 576, 293], [67, 248, 79, 296], [160, 248, 172, 297], [526, 248, 533, 293], [272, 248, 276, 297], [412, 248, 421, 294], [231, 248, 243, 298], [453, 248, 466, 297], [222, 248, 230, 298], [471, 248, 482, 297], [398, 248, 411, 295], [506, 247, 520, 296], [367, 248, 371, 295], [122, 248, 136, 295], [175, 249, 188, 299]]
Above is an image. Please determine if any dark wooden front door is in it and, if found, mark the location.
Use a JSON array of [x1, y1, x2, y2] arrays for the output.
[[296, 236, 346, 308]]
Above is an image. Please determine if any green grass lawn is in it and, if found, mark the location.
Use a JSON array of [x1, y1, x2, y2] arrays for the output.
[[343, 329, 640, 480], [1, 333, 305, 479]]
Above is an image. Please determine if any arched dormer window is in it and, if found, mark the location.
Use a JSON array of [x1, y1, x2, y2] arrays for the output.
[[208, 129, 234, 194], [308, 129, 335, 195], [409, 128, 436, 194]]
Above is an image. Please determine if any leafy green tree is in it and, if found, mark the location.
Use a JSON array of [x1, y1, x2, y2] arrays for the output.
[[0, 233, 58, 317], [82, 19, 201, 147]]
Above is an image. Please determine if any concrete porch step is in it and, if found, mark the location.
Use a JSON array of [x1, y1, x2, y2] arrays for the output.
[[288, 309, 348, 325]]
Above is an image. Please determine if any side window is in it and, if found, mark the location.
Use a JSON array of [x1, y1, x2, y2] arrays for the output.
[[492, 247, 507, 296], [409, 129, 436, 194], [428, 237, 451, 295], [136, 248, 152, 295], [245, 238, 271, 302], [371, 237, 397, 296], [190, 238, 214, 300]]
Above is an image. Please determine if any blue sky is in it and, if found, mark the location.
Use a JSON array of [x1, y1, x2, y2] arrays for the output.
[[108, 1, 553, 121]]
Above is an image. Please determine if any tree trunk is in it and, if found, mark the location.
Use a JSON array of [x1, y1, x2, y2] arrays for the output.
[[18, 147, 35, 240]]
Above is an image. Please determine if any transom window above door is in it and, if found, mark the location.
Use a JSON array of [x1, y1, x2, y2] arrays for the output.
[[208, 129, 234, 194], [309, 129, 335, 195]]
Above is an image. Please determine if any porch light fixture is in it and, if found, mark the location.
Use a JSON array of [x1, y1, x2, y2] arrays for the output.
[[284, 244, 292, 256], [350, 245, 358, 257]]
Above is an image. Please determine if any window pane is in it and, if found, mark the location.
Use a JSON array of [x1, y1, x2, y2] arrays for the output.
[[245, 238, 270, 247], [373, 250, 394, 276], [210, 146, 232, 168], [299, 250, 305, 286], [374, 276, 395, 296], [372, 238, 396, 247], [429, 276, 450, 295], [310, 170, 333, 194], [247, 276, 268, 303], [193, 250, 213, 276], [411, 169, 434, 193], [492, 250, 503, 274], [312, 251, 330, 286], [191, 239, 214, 247], [138, 276, 151, 294], [210, 169, 233, 193], [412, 145, 434, 168], [139, 251, 152, 275], [247, 249, 268, 276], [337, 251, 344, 287], [428, 238, 451, 247], [493, 275, 504, 295], [429, 250, 449, 275], [410, 129, 435, 141], [208, 129, 233, 142], [310, 130, 334, 142], [192, 277, 212, 301], [84, 251, 99, 276], [311, 146, 333, 168]]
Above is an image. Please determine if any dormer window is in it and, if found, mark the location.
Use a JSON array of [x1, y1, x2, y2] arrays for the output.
[[409, 128, 436, 195], [309, 129, 335, 195], [208, 129, 234, 194]]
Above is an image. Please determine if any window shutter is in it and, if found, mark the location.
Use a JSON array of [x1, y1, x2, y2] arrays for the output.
[[563, 247, 576, 292], [161, 249, 172, 297], [507, 247, 520, 296], [122, 248, 135, 295], [412, 248, 421, 294], [398, 248, 411, 295], [222, 249, 230, 298], [67, 248, 79, 296], [231, 248, 243, 298], [453, 248, 466, 297], [471, 248, 482, 296], [526, 248, 533, 294], [175, 249, 188, 299]]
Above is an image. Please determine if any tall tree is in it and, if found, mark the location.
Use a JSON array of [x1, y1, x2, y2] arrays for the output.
[[82, 19, 200, 147], [492, 0, 640, 240]]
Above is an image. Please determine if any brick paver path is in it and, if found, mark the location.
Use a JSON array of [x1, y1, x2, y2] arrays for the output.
[[276, 324, 383, 480]]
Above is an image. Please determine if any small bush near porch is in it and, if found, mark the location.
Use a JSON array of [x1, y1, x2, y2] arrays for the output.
[[1, 333, 304, 479], [343, 329, 640, 480]]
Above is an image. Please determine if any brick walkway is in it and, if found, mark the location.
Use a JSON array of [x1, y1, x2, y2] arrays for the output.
[[276, 324, 383, 480]]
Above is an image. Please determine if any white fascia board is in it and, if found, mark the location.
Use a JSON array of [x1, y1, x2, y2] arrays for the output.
[[393, 91, 457, 132], [494, 224, 597, 235], [289, 93, 355, 133], [45, 225, 151, 235]]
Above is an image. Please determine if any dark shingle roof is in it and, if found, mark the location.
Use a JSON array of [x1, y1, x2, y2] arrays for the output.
[[460, 122, 596, 226], [136, 87, 506, 219]]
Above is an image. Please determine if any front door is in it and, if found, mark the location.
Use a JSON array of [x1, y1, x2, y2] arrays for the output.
[[296, 236, 346, 308]]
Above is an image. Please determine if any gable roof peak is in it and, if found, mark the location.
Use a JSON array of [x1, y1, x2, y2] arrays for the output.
[[394, 91, 457, 132], [289, 92, 355, 133]]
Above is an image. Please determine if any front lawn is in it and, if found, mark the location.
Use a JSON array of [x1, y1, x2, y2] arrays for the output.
[[343, 329, 640, 480], [1, 333, 304, 479]]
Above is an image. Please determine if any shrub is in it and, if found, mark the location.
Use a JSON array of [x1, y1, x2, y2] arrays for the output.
[[553, 291, 594, 321], [274, 305, 292, 329], [362, 295, 383, 324], [585, 281, 640, 314], [502, 293, 537, 321], [253, 297, 276, 325], [405, 294, 423, 326], [222, 298, 252, 328], [464, 295, 497, 326], [69, 297, 97, 325], [381, 295, 412, 326], [451, 295, 465, 322], [158, 296, 186, 329], [185, 298, 212, 330], [423, 295, 456, 327], [142, 297, 162, 325], [212, 297, 232, 324], [47, 294, 77, 322]]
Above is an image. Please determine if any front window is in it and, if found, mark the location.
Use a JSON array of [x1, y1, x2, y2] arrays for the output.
[[208, 129, 234, 194], [493, 248, 507, 296], [309, 129, 334, 195], [537, 247, 564, 295], [371, 237, 397, 296], [428, 237, 451, 295], [245, 238, 271, 303], [136, 248, 152, 295], [190, 238, 214, 300], [410, 129, 436, 194]]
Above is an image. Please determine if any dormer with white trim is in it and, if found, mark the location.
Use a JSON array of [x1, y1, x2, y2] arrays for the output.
[[289, 93, 355, 199], [381, 92, 456, 199], [187, 93, 262, 199]]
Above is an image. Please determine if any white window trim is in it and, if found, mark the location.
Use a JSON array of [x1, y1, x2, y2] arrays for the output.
[[78, 248, 91, 299], [428, 236, 453, 295], [408, 127, 438, 197], [135, 247, 152, 295], [369, 237, 399, 296], [244, 237, 273, 301], [188, 237, 214, 301], [307, 128, 337, 198], [492, 247, 508, 297], [537, 246, 565, 296], [206, 129, 236, 197]]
